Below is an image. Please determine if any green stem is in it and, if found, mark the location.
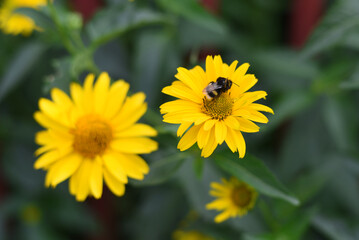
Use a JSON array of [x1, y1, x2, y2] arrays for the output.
[[47, 0, 76, 55]]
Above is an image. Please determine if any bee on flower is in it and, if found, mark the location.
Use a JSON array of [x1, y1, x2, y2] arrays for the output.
[[160, 55, 273, 158]]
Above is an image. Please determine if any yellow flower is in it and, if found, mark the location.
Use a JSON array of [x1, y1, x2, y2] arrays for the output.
[[206, 177, 257, 223], [160, 55, 273, 158], [0, 0, 46, 35], [173, 230, 214, 240], [34, 72, 158, 201]]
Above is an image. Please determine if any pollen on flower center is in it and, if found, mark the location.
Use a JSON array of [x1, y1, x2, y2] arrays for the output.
[[71, 114, 113, 158], [231, 186, 252, 207], [201, 93, 233, 120]]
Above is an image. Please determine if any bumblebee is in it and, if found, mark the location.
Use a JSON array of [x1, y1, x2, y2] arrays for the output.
[[202, 77, 237, 100]]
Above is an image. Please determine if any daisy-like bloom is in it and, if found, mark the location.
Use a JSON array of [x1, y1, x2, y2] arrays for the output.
[[0, 0, 46, 35], [173, 230, 214, 240], [34, 72, 158, 201], [160, 55, 273, 158], [206, 177, 257, 223]]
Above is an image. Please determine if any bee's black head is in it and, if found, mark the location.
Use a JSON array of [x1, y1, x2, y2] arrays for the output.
[[216, 77, 227, 85]]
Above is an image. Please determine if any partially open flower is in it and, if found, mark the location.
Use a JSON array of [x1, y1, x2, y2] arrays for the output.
[[206, 177, 257, 223], [0, 0, 47, 35]]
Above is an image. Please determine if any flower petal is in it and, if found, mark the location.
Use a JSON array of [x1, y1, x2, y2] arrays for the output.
[[178, 125, 201, 151], [215, 120, 227, 144], [90, 157, 103, 199], [103, 168, 125, 196], [111, 138, 158, 154]]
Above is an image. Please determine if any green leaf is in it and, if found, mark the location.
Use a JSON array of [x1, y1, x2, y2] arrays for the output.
[[193, 156, 204, 178], [301, 0, 359, 58], [15, 7, 56, 33], [131, 153, 187, 186], [0, 42, 46, 103], [214, 154, 300, 205], [263, 91, 314, 132], [87, 4, 169, 50], [312, 215, 356, 240], [322, 96, 350, 152], [157, 0, 227, 35], [293, 156, 341, 203]]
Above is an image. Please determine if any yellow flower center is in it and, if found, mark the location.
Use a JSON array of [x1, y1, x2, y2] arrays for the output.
[[71, 114, 113, 158], [202, 93, 233, 120], [231, 185, 252, 208]]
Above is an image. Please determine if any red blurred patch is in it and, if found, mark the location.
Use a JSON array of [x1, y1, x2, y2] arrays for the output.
[[289, 0, 324, 48], [200, 0, 221, 14], [71, 0, 104, 22]]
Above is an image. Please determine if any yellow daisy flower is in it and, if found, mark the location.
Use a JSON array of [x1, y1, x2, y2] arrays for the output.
[[160, 55, 273, 158], [173, 230, 214, 240], [0, 0, 46, 35], [34, 72, 158, 201], [206, 177, 257, 223]]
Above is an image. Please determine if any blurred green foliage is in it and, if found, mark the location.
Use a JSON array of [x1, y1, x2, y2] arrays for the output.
[[1, 0, 359, 239]]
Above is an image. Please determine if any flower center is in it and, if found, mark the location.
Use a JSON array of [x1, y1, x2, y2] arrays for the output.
[[201, 93, 233, 120], [231, 186, 252, 208], [71, 114, 113, 158]]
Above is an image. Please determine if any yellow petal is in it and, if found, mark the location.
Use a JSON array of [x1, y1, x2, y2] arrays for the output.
[[231, 74, 258, 97], [177, 122, 192, 137], [175, 67, 203, 98], [111, 92, 146, 129], [76, 159, 92, 201], [102, 152, 128, 183], [114, 124, 157, 138], [215, 120, 227, 144], [111, 137, 158, 154], [203, 119, 216, 131], [197, 124, 211, 149], [34, 148, 72, 169], [228, 128, 246, 158], [116, 152, 149, 179], [51, 88, 72, 110], [112, 104, 147, 132], [94, 72, 110, 114], [236, 117, 259, 133], [225, 60, 238, 80], [224, 116, 240, 130], [70, 82, 85, 113], [213, 55, 224, 77], [49, 153, 82, 187], [178, 125, 201, 151], [103, 80, 129, 119], [249, 103, 274, 114], [205, 55, 216, 83], [33, 112, 68, 132], [162, 81, 202, 103], [232, 63, 250, 82], [69, 167, 81, 195], [83, 73, 95, 113], [160, 99, 200, 114], [201, 128, 217, 157], [103, 168, 125, 196], [90, 157, 103, 199], [190, 65, 208, 90], [214, 209, 233, 223]]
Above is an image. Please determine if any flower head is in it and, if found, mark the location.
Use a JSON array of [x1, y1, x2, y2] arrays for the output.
[[0, 0, 46, 35], [173, 230, 214, 240], [160, 55, 273, 158], [34, 72, 158, 201], [206, 177, 257, 223]]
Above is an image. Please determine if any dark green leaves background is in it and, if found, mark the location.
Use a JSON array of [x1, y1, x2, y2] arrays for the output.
[[1, 0, 359, 239]]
